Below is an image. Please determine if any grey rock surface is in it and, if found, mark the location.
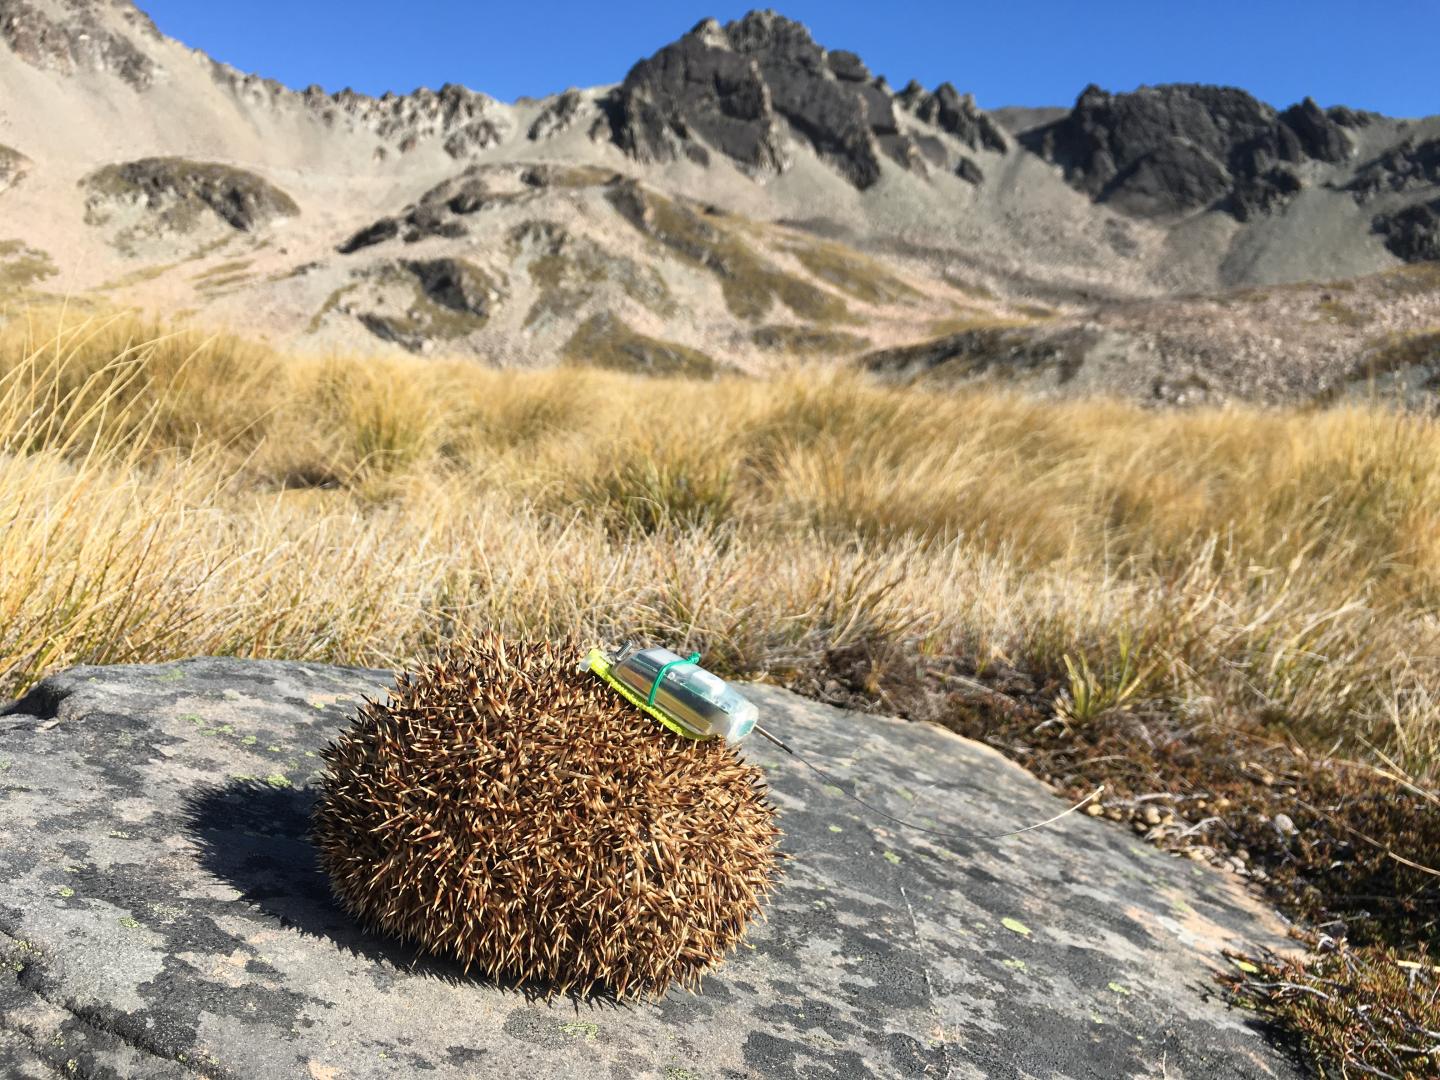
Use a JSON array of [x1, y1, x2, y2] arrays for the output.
[[606, 12, 1004, 191], [1373, 198, 1440, 263], [1347, 136, 1440, 201], [82, 158, 300, 236], [896, 82, 1007, 156], [0, 658, 1301, 1078], [1025, 83, 1351, 219]]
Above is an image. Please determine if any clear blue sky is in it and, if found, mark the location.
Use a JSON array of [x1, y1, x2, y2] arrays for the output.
[[135, 1, 1435, 116]]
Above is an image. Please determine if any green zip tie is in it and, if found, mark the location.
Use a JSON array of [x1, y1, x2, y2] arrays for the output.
[[648, 652, 701, 706]]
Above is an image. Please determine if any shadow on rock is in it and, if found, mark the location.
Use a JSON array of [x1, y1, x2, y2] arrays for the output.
[[180, 779, 623, 1007]]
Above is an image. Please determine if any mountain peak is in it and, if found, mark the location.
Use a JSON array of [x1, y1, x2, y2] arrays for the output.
[[606, 9, 1003, 189], [1, 0, 161, 88]]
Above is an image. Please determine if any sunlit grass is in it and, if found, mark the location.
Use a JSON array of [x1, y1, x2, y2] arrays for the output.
[[3, 304, 1440, 777]]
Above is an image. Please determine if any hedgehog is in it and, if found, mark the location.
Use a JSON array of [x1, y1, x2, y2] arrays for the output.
[[312, 633, 782, 1000]]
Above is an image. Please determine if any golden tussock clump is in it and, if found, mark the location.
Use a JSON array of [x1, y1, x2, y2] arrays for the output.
[[311, 633, 782, 999]]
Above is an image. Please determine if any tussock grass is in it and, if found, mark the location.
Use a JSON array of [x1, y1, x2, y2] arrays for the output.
[[3, 305, 1440, 772], [7, 304, 1440, 1069]]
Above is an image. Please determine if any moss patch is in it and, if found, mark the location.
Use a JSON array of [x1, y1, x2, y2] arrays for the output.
[[863, 323, 1085, 385], [607, 181, 851, 324], [1316, 297, 1368, 327], [562, 312, 724, 377], [927, 312, 1016, 337], [785, 238, 923, 305], [307, 283, 361, 335], [0, 240, 57, 293], [1351, 330, 1440, 388], [751, 325, 870, 355], [1222, 937, 1440, 1079], [1378, 260, 1440, 297], [191, 259, 254, 283], [942, 273, 996, 301], [95, 261, 182, 291], [510, 220, 673, 330]]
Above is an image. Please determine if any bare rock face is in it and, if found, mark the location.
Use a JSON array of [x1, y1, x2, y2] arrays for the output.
[[0, 0, 158, 89], [1345, 137, 1440, 262], [606, 11, 1005, 190], [896, 80, 1007, 154], [0, 144, 29, 194], [82, 157, 299, 239], [607, 17, 786, 175], [402, 257, 503, 319], [1348, 136, 1440, 201], [1278, 97, 1351, 162], [337, 162, 616, 255], [1326, 104, 1380, 129], [442, 118, 504, 159], [954, 156, 984, 185], [342, 257, 507, 353], [1373, 199, 1440, 263], [527, 88, 585, 141], [1026, 83, 1351, 219]]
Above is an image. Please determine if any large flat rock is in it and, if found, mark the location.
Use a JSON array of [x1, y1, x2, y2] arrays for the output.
[[0, 658, 1300, 1079]]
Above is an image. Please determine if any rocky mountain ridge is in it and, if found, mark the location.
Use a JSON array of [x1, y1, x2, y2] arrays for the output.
[[2, 1, 1439, 403]]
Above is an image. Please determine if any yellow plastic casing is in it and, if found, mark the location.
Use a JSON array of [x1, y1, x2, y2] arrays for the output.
[[582, 648, 707, 740]]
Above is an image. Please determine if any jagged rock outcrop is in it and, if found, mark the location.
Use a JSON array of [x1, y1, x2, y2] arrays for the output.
[[955, 157, 984, 185], [606, 11, 1003, 190], [1279, 97, 1351, 162], [199, 64, 509, 161], [0, 144, 28, 194], [1025, 84, 1351, 219], [402, 257, 503, 319], [0, 0, 158, 89], [896, 81, 1007, 154], [527, 88, 584, 140], [1373, 199, 1440, 263], [441, 118, 504, 159], [607, 17, 786, 175], [82, 157, 299, 235], [338, 162, 615, 254], [508, 220, 674, 331], [1348, 137, 1440, 201], [0, 658, 1302, 1078], [343, 257, 506, 352], [1326, 104, 1379, 129], [304, 82, 504, 155]]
